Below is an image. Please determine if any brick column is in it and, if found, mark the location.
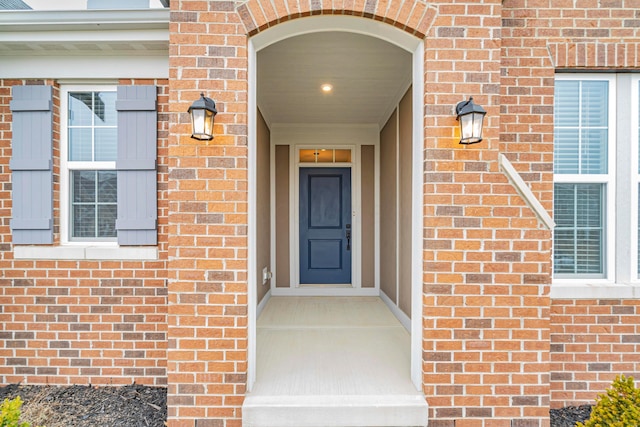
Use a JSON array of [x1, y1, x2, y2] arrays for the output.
[[423, 1, 551, 426], [167, 1, 249, 426]]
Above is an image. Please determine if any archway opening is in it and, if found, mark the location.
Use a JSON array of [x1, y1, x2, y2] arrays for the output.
[[246, 15, 426, 427]]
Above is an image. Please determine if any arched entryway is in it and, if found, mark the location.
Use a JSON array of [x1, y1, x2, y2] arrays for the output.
[[245, 15, 426, 426]]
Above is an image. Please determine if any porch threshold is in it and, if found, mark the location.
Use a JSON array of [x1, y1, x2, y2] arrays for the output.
[[243, 296, 428, 427]]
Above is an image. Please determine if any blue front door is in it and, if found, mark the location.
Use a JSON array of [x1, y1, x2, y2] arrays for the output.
[[299, 167, 352, 284]]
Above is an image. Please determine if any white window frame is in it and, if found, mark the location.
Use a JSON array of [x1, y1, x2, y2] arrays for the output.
[[552, 74, 640, 294], [60, 84, 118, 246], [632, 76, 640, 281], [553, 74, 616, 285]]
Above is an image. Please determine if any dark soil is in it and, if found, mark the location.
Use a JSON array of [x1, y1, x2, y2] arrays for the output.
[[0, 384, 167, 427], [550, 405, 593, 427], [0, 383, 590, 427]]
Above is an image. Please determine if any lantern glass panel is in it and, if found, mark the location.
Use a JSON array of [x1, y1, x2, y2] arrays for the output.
[[203, 109, 214, 138], [471, 112, 484, 140], [191, 109, 205, 138]]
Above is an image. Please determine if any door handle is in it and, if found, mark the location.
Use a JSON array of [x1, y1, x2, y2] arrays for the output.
[[346, 224, 351, 251]]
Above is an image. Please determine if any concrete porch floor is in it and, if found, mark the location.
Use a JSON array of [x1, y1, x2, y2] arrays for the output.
[[242, 296, 428, 427]]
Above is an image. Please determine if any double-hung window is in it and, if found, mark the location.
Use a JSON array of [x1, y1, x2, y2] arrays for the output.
[[553, 74, 640, 283], [61, 85, 118, 243]]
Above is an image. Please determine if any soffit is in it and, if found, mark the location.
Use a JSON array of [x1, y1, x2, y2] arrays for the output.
[[0, 9, 168, 56], [257, 31, 412, 128]]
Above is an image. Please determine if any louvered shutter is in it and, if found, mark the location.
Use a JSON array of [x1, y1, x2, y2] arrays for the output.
[[115, 86, 157, 245], [10, 85, 53, 244]]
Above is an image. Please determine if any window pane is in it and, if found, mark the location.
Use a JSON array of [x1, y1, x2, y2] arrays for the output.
[[95, 92, 117, 126], [555, 81, 580, 127], [554, 229, 576, 274], [554, 128, 579, 174], [300, 149, 316, 162], [95, 128, 117, 161], [97, 171, 117, 203], [316, 149, 333, 162], [69, 92, 94, 126], [575, 184, 603, 228], [553, 183, 576, 227], [335, 149, 351, 162], [73, 205, 96, 238], [581, 129, 607, 174], [72, 170, 96, 203], [98, 205, 117, 237], [581, 81, 608, 127], [575, 229, 603, 274], [69, 128, 92, 161], [553, 183, 604, 275]]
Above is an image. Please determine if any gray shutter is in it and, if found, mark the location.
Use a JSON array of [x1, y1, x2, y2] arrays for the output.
[[10, 85, 53, 244], [115, 85, 157, 245]]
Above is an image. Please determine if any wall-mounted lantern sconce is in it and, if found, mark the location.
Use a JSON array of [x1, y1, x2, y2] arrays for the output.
[[455, 97, 486, 144], [188, 93, 217, 140]]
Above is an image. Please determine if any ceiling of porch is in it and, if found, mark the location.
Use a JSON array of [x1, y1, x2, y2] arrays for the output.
[[257, 31, 412, 128]]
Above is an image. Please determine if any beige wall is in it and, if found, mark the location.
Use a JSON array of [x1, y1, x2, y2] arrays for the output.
[[361, 145, 375, 288], [380, 110, 397, 302], [398, 88, 412, 317], [378, 86, 412, 317], [256, 109, 271, 304], [275, 145, 290, 287]]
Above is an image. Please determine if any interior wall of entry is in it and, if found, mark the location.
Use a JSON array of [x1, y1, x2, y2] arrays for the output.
[[380, 87, 413, 320], [269, 124, 379, 294]]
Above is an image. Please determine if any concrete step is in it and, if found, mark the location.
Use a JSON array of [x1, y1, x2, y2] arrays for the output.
[[242, 393, 429, 427]]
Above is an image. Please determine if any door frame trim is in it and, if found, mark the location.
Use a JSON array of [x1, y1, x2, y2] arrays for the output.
[[294, 150, 358, 288], [248, 15, 424, 393]]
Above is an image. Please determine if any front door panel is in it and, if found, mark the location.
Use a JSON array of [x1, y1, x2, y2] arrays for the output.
[[299, 167, 351, 284]]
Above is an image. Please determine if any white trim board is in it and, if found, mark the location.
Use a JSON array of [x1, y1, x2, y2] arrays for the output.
[[271, 287, 379, 297], [248, 37, 258, 392], [13, 245, 158, 260], [550, 283, 640, 299], [410, 40, 424, 391], [499, 154, 555, 230], [0, 55, 169, 79]]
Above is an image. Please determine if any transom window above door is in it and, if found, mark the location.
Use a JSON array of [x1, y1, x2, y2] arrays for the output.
[[299, 148, 352, 163]]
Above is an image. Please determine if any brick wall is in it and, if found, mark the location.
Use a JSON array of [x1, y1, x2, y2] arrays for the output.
[[502, 0, 640, 410], [550, 299, 640, 407], [0, 79, 169, 386], [1, 0, 639, 426], [167, 0, 553, 426]]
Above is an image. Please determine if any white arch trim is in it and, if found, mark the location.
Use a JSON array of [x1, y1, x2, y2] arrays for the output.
[[250, 15, 421, 52], [247, 15, 424, 392]]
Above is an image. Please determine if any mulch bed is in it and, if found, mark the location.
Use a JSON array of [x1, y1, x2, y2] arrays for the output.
[[0, 383, 591, 427], [0, 384, 166, 427], [550, 405, 593, 427]]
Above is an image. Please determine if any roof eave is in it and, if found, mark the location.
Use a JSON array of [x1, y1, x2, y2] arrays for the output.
[[0, 9, 170, 32]]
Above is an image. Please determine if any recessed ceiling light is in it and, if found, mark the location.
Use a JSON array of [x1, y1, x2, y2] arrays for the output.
[[321, 83, 333, 93]]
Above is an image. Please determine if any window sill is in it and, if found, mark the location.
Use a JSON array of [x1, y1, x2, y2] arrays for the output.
[[13, 245, 158, 260], [551, 282, 640, 299]]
